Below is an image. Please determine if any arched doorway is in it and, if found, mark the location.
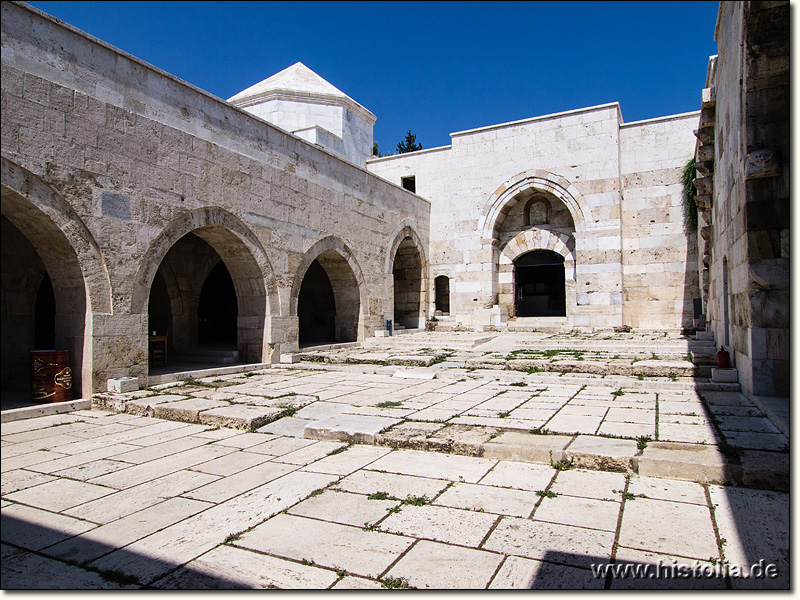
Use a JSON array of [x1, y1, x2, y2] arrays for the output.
[[392, 237, 424, 329], [514, 250, 566, 317], [147, 233, 241, 369], [293, 240, 363, 348], [434, 276, 450, 315], [1, 212, 86, 399]]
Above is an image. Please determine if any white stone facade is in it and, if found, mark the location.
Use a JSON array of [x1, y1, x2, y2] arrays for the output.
[[367, 105, 700, 331]]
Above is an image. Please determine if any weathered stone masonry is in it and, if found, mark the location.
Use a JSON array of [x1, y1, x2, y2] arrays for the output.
[[1, 2, 430, 397]]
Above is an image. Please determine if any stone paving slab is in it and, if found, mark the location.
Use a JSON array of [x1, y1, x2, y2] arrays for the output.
[[300, 444, 391, 476], [64, 469, 221, 524], [636, 442, 729, 485], [304, 414, 402, 444], [433, 482, 539, 517], [386, 539, 504, 589], [484, 517, 616, 569], [154, 544, 340, 589], [42, 496, 211, 564], [198, 404, 285, 430], [235, 513, 413, 579], [5, 478, 117, 512], [333, 469, 451, 501], [489, 556, 606, 590], [478, 460, 555, 492], [566, 436, 640, 472], [288, 489, 399, 527], [381, 503, 498, 547], [1, 543, 134, 590], [617, 497, 719, 560], [1, 503, 96, 551], [367, 448, 496, 483], [707, 485, 789, 589], [183, 461, 297, 504], [484, 431, 573, 463]]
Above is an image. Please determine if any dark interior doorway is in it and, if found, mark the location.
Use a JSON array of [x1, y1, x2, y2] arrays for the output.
[[147, 271, 172, 343], [298, 259, 336, 346], [198, 260, 238, 346], [435, 275, 450, 315], [514, 250, 566, 317], [34, 273, 56, 349]]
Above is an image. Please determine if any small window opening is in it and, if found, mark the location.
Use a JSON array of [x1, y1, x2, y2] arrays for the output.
[[401, 176, 416, 193]]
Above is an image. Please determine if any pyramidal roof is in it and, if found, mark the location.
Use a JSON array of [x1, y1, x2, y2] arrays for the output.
[[229, 62, 345, 102], [228, 62, 375, 122]]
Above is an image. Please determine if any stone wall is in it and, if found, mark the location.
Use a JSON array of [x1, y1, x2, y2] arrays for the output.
[[703, 1, 789, 397], [0, 2, 429, 396], [619, 114, 701, 329]]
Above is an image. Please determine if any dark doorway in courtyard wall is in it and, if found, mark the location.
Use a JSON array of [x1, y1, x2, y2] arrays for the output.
[[514, 250, 566, 317], [198, 260, 238, 346], [393, 237, 424, 329], [298, 259, 336, 345], [435, 275, 450, 315]]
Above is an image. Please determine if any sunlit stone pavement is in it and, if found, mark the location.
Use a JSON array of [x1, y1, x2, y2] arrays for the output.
[[1, 332, 789, 589]]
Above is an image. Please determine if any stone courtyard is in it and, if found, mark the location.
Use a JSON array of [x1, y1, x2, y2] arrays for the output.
[[0, 0, 790, 590], [1, 331, 789, 589]]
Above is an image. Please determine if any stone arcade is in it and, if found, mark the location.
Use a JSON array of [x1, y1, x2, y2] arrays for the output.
[[0, 1, 788, 402]]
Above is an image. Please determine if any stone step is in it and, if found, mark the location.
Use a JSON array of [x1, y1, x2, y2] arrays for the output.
[[170, 348, 240, 363], [303, 421, 787, 492]]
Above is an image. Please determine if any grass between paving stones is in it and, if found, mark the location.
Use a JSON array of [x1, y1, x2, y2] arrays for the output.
[[366, 492, 429, 507], [549, 452, 574, 471], [326, 444, 350, 456], [636, 435, 652, 451], [381, 577, 414, 589], [376, 401, 404, 408], [536, 489, 558, 499], [181, 378, 217, 388]]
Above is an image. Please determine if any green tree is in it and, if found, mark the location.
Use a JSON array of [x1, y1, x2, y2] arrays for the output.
[[396, 130, 422, 153], [372, 142, 382, 157]]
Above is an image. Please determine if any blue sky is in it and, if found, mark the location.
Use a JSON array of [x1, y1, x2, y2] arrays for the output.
[[28, 1, 720, 154]]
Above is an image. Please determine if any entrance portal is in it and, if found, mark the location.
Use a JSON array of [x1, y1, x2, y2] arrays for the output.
[[514, 250, 566, 317]]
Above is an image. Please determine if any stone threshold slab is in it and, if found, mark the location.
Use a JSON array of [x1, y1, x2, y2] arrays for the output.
[[1, 399, 92, 423]]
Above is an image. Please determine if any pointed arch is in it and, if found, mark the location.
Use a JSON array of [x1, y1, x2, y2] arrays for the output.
[[478, 170, 595, 243], [1, 157, 112, 314], [290, 236, 366, 343], [131, 207, 277, 362], [384, 219, 428, 274]]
